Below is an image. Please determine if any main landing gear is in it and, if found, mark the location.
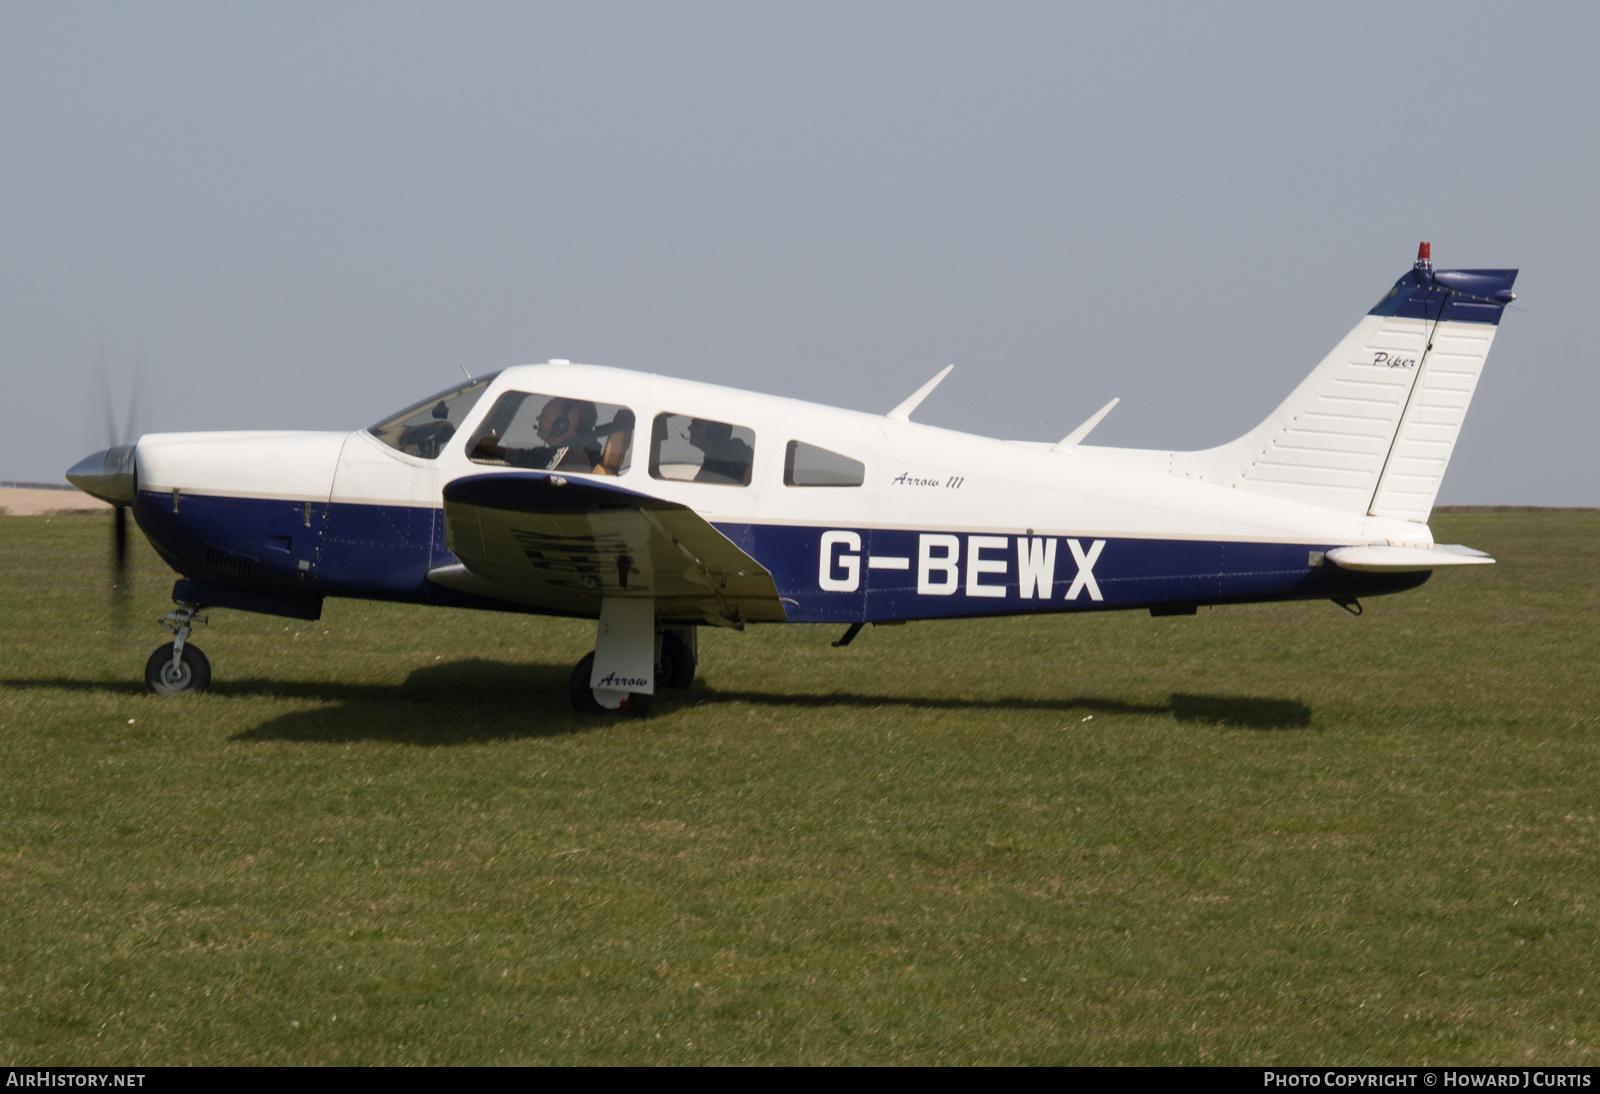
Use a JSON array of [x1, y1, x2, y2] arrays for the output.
[[569, 604, 697, 717], [145, 602, 210, 695]]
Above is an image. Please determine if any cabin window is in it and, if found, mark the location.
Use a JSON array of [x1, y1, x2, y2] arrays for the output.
[[367, 372, 500, 459], [465, 391, 635, 476], [784, 440, 864, 487], [649, 413, 755, 485]]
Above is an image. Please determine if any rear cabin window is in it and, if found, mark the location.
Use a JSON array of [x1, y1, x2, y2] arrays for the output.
[[784, 440, 864, 487], [649, 413, 755, 485], [466, 391, 635, 476], [367, 372, 500, 459]]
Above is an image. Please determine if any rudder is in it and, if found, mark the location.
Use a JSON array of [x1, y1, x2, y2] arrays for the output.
[[1170, 244, 1517, 523]]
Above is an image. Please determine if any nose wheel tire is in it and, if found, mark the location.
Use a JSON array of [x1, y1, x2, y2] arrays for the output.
[[569, 652, 653, 717], [145, 642, 211, 696]]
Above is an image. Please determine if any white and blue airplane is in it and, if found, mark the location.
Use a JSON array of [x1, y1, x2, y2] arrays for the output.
[[68, 244, 1517, 714]]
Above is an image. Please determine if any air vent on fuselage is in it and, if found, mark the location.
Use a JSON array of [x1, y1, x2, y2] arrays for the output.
[[203, 543, 258, 581]]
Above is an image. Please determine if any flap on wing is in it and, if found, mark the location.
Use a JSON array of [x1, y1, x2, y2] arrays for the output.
[[434, 472, 785, 626], [1326, 542, 1495, 573]]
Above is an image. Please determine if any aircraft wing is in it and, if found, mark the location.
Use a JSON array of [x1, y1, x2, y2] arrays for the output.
[[431, 472, 786, 627]]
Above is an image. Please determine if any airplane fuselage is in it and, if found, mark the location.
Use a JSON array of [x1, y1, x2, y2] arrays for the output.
[[127, 362, 1431, 626]]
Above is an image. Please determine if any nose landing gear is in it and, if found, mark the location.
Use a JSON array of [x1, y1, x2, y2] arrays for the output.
[[145, 602, 210, 695]]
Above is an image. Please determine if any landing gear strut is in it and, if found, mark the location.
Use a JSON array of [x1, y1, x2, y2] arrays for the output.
[[568, 606, 697, 717], [145, 602, 210, 695]]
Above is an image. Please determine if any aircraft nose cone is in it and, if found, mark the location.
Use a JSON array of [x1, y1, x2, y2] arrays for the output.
[[66, 444, 138, 505]]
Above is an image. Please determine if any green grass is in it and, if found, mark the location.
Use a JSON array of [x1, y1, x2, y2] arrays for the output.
[[1, 511, 1596, 1064]]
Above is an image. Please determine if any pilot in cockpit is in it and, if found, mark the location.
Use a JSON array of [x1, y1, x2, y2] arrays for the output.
[[472, 397, 597, 472]]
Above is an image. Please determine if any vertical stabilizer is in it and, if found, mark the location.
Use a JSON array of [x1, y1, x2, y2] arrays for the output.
[[1170, 246, 1516, 523]]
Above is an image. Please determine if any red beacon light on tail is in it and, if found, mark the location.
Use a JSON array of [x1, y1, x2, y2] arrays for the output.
[[1414, 240, 1434, 280]]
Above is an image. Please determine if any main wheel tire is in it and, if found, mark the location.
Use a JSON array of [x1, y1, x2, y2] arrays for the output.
[[657, 631, 697, 690], [145, 642, 211, 696], [568, 652, 653, 717]]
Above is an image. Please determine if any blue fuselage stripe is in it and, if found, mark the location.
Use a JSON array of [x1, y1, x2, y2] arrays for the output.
[[135, 491, 1426, 620], [717, 523, 1419, 621]]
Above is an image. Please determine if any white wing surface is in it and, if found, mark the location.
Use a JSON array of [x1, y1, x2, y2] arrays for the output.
[[431, 472, 786, 627]]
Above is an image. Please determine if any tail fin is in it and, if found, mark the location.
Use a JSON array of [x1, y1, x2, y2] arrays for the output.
[[1170, 244, 1517, 523]]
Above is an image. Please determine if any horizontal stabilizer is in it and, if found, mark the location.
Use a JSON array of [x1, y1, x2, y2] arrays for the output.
[[437, 472, 786, 626], [1326, 543, 1494, 573]]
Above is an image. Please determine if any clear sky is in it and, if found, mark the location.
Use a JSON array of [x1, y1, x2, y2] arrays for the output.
[[3, 2, 1594, 503]]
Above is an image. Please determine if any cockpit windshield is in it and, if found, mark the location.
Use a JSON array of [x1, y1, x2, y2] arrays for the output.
[[367, 372, 500, 459]]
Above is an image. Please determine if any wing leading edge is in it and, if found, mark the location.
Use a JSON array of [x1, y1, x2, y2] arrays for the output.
[[432, 472, 786, 627]]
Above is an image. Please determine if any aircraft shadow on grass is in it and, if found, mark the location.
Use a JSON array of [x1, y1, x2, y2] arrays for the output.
[[1, 659, 1313, 744]]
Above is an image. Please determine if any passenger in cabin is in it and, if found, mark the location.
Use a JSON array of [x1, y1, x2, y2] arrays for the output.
[[592, 408, 634, 475], [473, 397, 597, 472], [689, 418, 754, 484]]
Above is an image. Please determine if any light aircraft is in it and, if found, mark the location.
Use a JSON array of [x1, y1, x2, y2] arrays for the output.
[[68, 243, 1516, 715]]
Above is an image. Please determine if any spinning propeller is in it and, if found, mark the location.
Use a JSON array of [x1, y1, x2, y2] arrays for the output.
[[66, 353, 144, 603]]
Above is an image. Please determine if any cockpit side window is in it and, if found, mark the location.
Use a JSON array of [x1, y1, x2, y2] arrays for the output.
[[649, 413, 756, 486], [465, 391, 635, 476], [784, 440, 864, 486], [367, 372, 501, 459]]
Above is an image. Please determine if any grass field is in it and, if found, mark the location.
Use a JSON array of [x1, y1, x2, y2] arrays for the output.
[[1, 511, 1596, 1065]]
